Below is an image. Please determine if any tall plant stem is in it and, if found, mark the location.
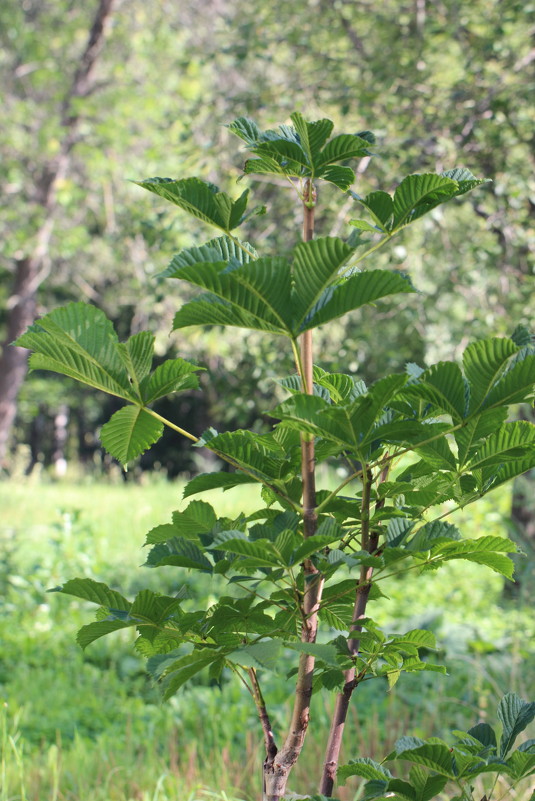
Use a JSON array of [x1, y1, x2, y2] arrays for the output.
[[319, 468, 379, 797], [263, 179, 324, 801]]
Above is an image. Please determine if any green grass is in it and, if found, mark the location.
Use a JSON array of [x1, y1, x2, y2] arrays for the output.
[[1, 477, 534, 801]]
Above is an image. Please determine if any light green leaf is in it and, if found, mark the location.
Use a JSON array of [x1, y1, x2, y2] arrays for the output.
[[318, 165, 356, 191], [134, 177, 250, 231], [100, 407, 164, 465], [141, 358, 202, 403], [400, 361, 467, 421], [227, 640, 282, 670], [49, 577, 130, 611], [434, 536, 517, 578], [77, 619, 138, 649], [171, 257, 294, 335], [284, 640, 339, 666], [498, 693, 535, 758], [172, 294, 284, 334]]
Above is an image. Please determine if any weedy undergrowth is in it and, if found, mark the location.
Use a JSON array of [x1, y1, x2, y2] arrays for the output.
[[15, 112, 535, 800]]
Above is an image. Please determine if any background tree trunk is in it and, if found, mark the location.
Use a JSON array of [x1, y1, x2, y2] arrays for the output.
[[0, 0, 116, 468]]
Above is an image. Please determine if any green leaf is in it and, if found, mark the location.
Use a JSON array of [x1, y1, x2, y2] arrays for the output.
[[77, 619, 138, 649], [227, 640, 282, 670], [182, 471, 257, 497], [463, 337, 518, 412], [314, 133, 371, 169], [291, 237, 354, 325], [210, 534, 282, 567], [226, 116, 262, 145], [466, 421, 535, 471], [338, 757, 393, 783], [400, 361, 467, 421], [117, 331, 154, 387], [291, 112, 334, 164], [408, 521, 461, 551], [498, 693, 535, 758], [302, 270, 415, 332], [171, 257, 294, 336], [284, 640, 339, 666], [391, 742, 463, 779], [352, 190, 394, 231], [16, 303, 136, 401], [134, 177, 251, 231], [145, 537, 212, 572], [100, 406, 163, 465], [318, 165, 356, 191], [205, 430, 289, 481], [454, 408, 508, 466], [158, 650, 220, 700], [505, 750, 535, 779], [392, 174, 458, 229], [49, 577, 130, 611], [483, 354, 535, 409], [141, 358, 202, 403], [466, 722, 497, 750], [161, 235, 257, 279], [434, 536, 517, 578]]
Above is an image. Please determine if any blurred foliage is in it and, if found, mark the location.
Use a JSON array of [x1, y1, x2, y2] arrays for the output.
[[1, 0, 533, 472]]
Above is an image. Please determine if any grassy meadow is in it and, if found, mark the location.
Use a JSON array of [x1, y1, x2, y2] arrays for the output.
[[1, 475, 534, 801]]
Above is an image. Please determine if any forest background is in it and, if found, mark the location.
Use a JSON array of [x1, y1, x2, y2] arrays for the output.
[[0, 1, 534, 800]]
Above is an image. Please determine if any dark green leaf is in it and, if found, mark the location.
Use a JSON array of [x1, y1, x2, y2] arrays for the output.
[[498, 693, 535, 758]]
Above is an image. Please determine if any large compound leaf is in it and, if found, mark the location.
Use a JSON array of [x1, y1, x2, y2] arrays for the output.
[[100, 407, 164, 465], [16, 303, 136, 401], [134, 177, 253, 231], [228, 113, 372, 189], [351, 170, 487, 233]]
